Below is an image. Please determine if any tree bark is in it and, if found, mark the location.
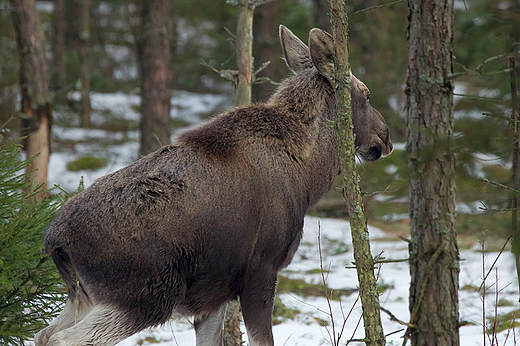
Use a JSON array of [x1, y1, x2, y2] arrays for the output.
[[235, 0, 255, 107], [137, 0, 172, 156], [329, 1, 385, 345], [9, 0, 52, 197], [405, 0, 459, 345]]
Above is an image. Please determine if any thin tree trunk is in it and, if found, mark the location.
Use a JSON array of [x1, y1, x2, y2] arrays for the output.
[[223, 1, 257, 342], [52, 0, 66, 93], [329, 1, 385, 345], [509, 55, 520, 301], [79, 0, 91, 128], [137, 0, 172, 156], [235, 0, 255, 107], [223, 301, 242, 346], [9, 0, 52, 197], [405, 0, 459, 345]]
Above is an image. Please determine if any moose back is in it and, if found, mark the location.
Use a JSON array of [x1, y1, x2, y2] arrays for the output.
[[35, 26, 392, 346]]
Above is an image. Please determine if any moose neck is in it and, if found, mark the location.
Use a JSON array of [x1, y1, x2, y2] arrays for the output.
[[268, 69, 336, 124], [267, 69, 340, 209]]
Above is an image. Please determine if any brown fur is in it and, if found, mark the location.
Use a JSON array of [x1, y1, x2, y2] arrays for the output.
[[36, 26, 391, 346]]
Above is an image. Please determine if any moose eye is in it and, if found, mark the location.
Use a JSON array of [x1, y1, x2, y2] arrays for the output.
[[367, 94, 370, 102]]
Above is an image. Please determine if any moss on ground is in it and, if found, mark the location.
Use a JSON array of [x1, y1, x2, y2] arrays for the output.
[[67, 156, 108, 171], [486, 308, 520, 334], [272, 297, 300, 325], [277, 275, 356, 301]]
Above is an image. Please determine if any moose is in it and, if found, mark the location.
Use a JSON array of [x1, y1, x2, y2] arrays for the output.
[[35, 26, 392, 346]]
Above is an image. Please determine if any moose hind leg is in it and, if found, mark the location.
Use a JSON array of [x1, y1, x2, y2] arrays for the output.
[[240, 275, 277, 346], [34, 294, 93, 346], [194, 304, 227, 346], [46, 305, 142, 346]]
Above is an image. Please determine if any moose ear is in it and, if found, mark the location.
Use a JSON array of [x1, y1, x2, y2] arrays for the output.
[[279, 25, 313, 73], [308, 28, 335, 80]]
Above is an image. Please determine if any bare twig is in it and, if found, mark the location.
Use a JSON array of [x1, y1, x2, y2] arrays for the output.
[[386, 328, 405, 337], [200, 58, 239, 83], [482, 112, 516, 122], [398, 236, 410, 243], [252, 61, 280, 86], [478, 235, 513, 293], [318, 221, 338, 345], [286, 293, 330, 316], [350, 0, 405, 16], [480, 178, 520, 195], [0, 114, 15, 130], [453, 93, 504, 103], [346, 313, 364, 345], [450, 53, 520, 79], [380, 307, 414, 327], [345, 257, 408, 269], [481, 235, 487, 346], [338, 293, 360, 343], [223, 26, 236, 41], [492, 268, 500, 345]]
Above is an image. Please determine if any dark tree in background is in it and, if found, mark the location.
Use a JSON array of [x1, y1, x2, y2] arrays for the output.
[[51, 0, 66, 92], [137, 0, 172, 156], [312, 0, 330, 31], [252, 0, 280, 102], [405, 0, 460, 345], [78, 0, 92, 127], [9, 0, 52, 196]]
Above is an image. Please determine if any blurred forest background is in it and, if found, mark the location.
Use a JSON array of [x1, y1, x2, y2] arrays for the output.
[[1, 0, 520, 343], [0, 0, 519, 240]]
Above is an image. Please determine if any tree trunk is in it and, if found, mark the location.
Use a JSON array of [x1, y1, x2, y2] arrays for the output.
[[222, 2, 258, 343], [329, 1, 386, 345], [235, 0, 255, 107], [509, 54, 520, 301], [137, 0, 172, 157], [9, 0, 52, 197], [79, 0, 91, 128], [51, 0, 66, 93], [405, 0, 459, 345]]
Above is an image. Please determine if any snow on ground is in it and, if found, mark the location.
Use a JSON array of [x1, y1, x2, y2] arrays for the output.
[[45, 91, 520, 345]]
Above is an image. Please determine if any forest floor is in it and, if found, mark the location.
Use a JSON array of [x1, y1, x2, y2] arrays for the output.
[[41, 91, 520, 345]]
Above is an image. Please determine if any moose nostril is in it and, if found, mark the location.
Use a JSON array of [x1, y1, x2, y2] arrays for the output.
[[367, 145, 382, 161]]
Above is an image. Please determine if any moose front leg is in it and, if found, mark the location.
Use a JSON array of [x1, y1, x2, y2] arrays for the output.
[[194, 304, 227, 346], [240, 275, 277, 346]]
